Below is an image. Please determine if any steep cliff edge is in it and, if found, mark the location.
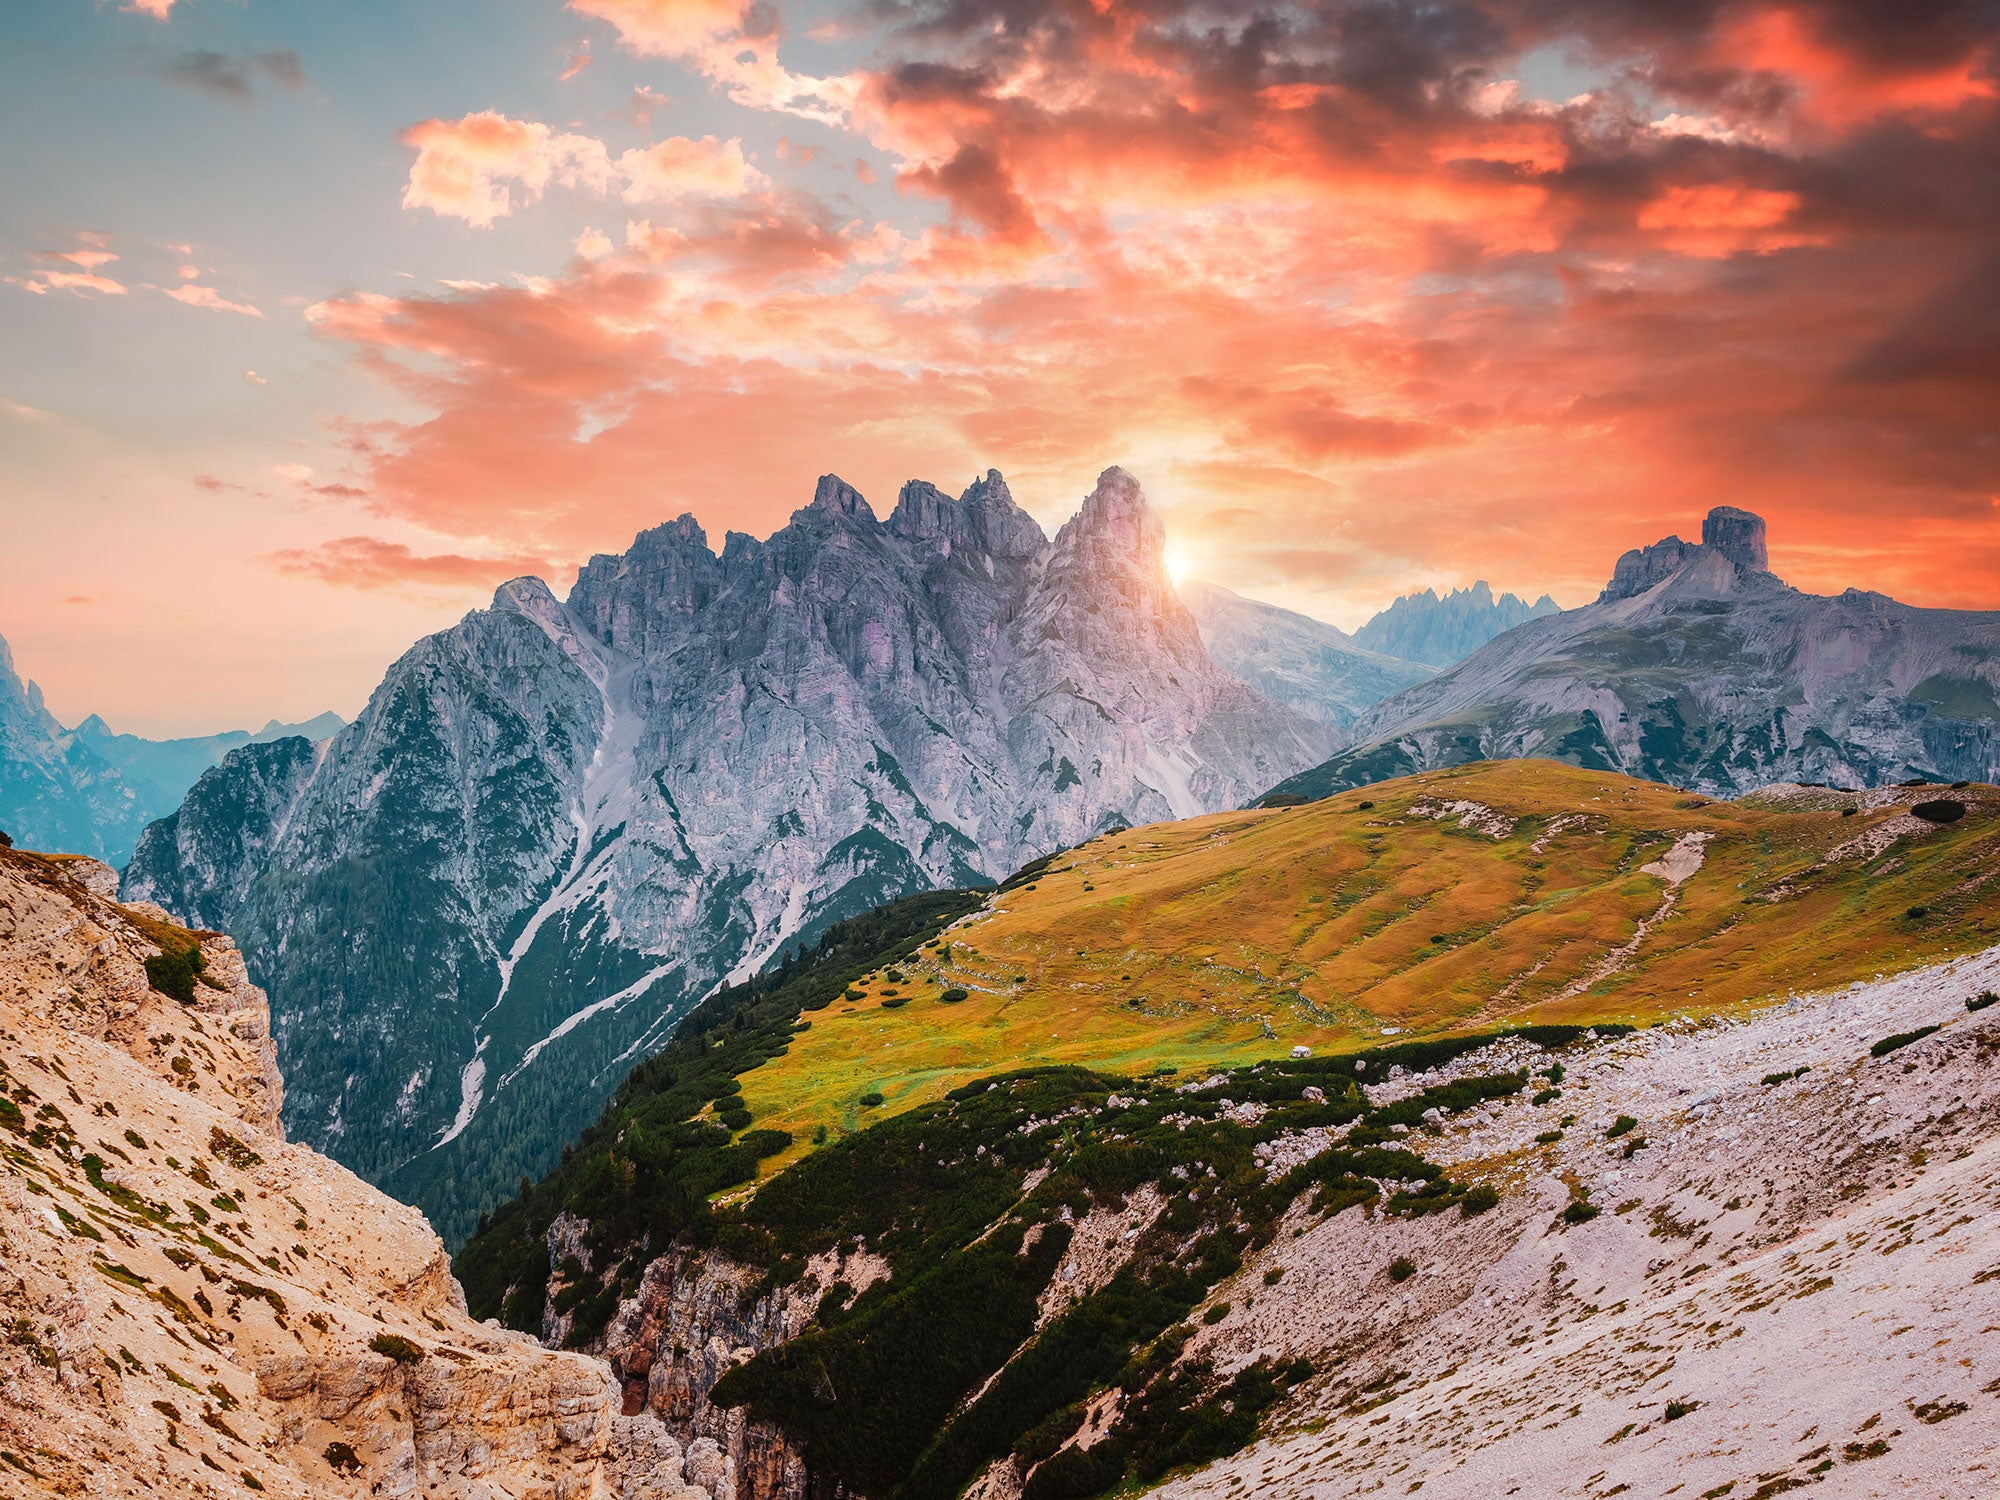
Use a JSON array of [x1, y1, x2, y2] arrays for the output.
[[0, 843, 716, 1499]]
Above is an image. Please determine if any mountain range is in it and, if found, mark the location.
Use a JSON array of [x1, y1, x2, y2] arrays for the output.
[[1270, 505, 2000, 801], [1180, 580, 1434, 727], [0, 629, 341, 865], [124, 467, 1338, 1242], [1350, 579, 1560, 667]]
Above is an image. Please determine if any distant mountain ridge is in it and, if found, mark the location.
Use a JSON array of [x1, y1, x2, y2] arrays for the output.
[[0, 630, 339, 865], [1181, 580, 1434, 727], [126, 466, 1337, 1243], [1268, 506, 2000, 801], [1353, 580, 1560, 667]]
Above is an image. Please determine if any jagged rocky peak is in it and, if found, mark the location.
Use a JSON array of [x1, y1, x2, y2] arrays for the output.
[[805, 471, 874, 520], [1600, 505, 1778, 602], [889, 468, 1048, 560]]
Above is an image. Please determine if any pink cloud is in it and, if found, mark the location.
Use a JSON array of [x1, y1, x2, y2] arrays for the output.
[[162, 283, 265, 317], [10, 270, 127, 297], [619, 135, 763, 201], [570, 0, 851, 120], [400, 111, 617, 228], [401, 112, 764, 227], [122, 0, 178, 18]]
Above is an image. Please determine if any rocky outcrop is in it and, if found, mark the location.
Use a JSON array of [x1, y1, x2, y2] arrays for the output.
[[1181, 581, 1433, 727], [589, 1245, 830, 1500], [0, 842, 719, 1499], [1600, 503, 1773, 602], [1351, 581, 1560, 668], [126, 466, 1337, 1244], [1270, 506, 2000, 800], [1155, 946, 2000, 1500]]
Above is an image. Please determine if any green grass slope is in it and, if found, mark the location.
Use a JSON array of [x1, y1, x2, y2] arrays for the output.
[[737, 761, 1999, 1159]]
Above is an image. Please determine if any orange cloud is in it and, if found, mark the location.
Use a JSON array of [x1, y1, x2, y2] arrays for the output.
[[267, 536, 563, 593], [122, 0, 178, 17], [294, 0, 2000, 621]]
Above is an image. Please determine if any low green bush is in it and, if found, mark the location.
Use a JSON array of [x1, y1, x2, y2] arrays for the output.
[[1871, 1025, 1940, 1058], [144, 947, 206, 1004], [1968, 991, 1998, 1013], [1387, 1256, 1415, 1283], [1459, 1184, 1500, 1217], [1606, 1115, 1638, 1139], [1563, 1200, 1599, 1225], [859, 1091, 886, 1107], [941, 988, 970, 1004]]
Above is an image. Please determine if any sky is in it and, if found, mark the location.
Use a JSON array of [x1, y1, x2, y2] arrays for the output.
[[3, 0, 1997, 736]]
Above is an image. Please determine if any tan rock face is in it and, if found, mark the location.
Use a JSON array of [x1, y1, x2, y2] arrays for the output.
[[593, 1245, 822, 1500], [0, 846, 708, 1499]]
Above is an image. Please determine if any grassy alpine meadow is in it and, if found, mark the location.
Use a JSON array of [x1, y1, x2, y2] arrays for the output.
[[737, 761, 2000, 1168]]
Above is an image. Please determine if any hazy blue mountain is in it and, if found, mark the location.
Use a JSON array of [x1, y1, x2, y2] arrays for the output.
[[1266, 507, 2000, 803], [0, 629, 340, 865], [127, 467, 1336, 1244], [1352, 580, 1561, 667], [1182, 580, 1433, 727]]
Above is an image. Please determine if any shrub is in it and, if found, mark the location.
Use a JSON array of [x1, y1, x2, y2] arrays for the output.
[[1459, 1184, 1500, 1217], [1531, 1087, 1559, 1106], [1606, 1115, 1638, 1139], [881, 997, 911, 1010], [1910, 799, 1966, 824], [1906, 906, 1929, 920], [812, 1124, 828, 1145], [1202, 1302, 1230, 1325], [844, 989, 865, 1002], [1387, 1256, 1415, 1283], [1969, 991, 1999, 1013], [1262, 1268, 1284, 1285], [367, 1332, 424, 1365], [859, 1092, 886, 1108], [144, 947, 205, 1004], [0, 829, 11, 848], [1761, 1067, 1809, 1086], [1535, 1129, 1563, 1145], [1355, 800, 1375, 811], [941, 988, 970, 1004], [323, 1442, 361, 1473], [1563, 1200, 1599, 1225], [1871, 1025, 1940, 1058], [1663, 1400, 1693, 1421]]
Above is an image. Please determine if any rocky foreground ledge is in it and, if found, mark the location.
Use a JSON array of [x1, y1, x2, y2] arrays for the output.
[[1158, 948, 2000, 1499], [0, 843, 713, 1499]]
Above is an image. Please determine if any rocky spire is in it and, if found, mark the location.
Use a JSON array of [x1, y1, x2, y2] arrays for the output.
[[1701, 506, 1769, 573]]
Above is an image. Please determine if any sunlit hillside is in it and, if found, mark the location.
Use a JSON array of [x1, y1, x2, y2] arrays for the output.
[[740, 761, 1999, 1161]]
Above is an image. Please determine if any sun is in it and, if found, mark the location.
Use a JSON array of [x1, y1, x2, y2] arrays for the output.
[[1163, 539, 1192, 585]]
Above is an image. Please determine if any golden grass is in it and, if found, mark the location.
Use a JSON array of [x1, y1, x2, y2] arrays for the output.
[[741, 761, 2000, 1171]]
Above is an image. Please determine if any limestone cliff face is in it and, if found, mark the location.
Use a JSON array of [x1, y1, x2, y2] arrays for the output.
[[127, 466, 1337, 1244], [0, 843, 717, 1500]]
